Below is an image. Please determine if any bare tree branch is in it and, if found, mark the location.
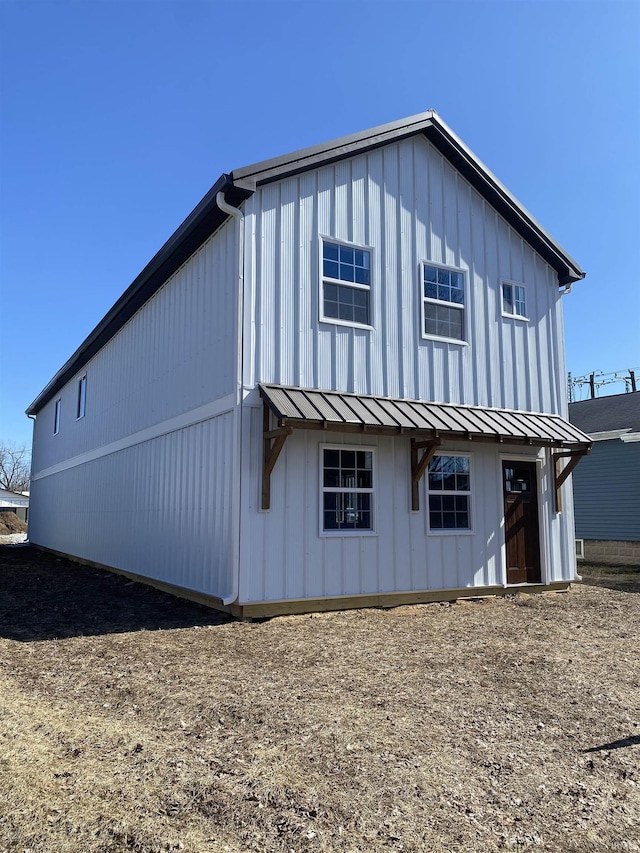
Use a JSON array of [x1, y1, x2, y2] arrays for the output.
[[0, 443, 31, 492]]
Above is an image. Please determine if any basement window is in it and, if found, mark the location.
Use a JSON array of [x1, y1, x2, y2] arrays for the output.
[[321, 446, 375, 534], [321, 239, 372, 327], [53, 399, 61, 435], [502, 282, 527, 319], [421, 263, 466, 342], [76, 374, 87, 419], [428, 454, 472, 531]]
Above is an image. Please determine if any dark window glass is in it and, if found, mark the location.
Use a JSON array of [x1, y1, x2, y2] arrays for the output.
[[428, 456, 471, 530], [323, 243, 339, 261], [322, 448, 373, 531]]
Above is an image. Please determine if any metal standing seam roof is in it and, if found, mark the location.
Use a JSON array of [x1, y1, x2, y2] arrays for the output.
[[259, 384, 592, 450], [27, 110, 585, 416]]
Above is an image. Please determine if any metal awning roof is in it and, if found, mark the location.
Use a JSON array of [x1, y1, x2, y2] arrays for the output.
[[259, 384, 592, 450]]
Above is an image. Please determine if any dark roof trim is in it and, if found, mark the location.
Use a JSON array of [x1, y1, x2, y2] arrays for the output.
[[27, 174, 252, 415], [234, 111, 584, 287]]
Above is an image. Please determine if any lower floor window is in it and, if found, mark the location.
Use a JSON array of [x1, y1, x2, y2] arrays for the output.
[[428, 454, 471, 530], [322, 447, 374, 532]]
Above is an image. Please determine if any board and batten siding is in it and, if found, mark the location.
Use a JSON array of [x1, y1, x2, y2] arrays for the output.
[[242, 135, 566, 415], [29, 216, 241, 601], [238, 405, 572, 604], [573, 440, 640, 541], [29, 412, 236, 599], [31, 218, 238, 475]]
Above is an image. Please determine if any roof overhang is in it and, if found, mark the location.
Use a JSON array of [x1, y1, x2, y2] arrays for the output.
[[259, 384, 592, 450], [259, 384, 592, 512]]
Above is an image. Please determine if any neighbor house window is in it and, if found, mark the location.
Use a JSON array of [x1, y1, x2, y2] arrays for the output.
[[322, 446, 374, 533], [428, 454, 471, 531], [502, 282, 527, 319], [421, 263, 466, 341], [53, 399, 61, 435], [76, 374, 87, 419], [321, 239, 371, 326]]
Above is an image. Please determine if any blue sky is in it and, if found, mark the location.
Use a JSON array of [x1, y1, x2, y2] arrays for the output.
[[1, 0, 638, 449]]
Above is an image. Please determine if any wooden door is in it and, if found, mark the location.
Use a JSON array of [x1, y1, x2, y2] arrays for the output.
[[503, 461, 541, 584]]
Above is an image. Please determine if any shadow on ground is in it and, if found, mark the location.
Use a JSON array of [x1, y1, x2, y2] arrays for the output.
[[579, 561, 640, 595], [583, 735, 640, 753], [0, 545, 232, 642]]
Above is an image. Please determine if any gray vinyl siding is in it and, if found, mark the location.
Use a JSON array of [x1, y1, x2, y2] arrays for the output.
[[29, 216, 240, 599], [31, 218, 238, 475], [573, 440, 640, 541], [29, 412, 236, 599]]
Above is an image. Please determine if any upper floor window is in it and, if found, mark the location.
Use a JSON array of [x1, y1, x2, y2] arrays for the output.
[[53, 399, 61, 435], [502, 282, 527, 319], [321, 239, 372, 327], [76, 374, 87, 419], [422, 263, 465, 342]]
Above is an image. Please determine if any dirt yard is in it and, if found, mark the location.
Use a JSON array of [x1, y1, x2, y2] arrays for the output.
[[0, 546, 638, 853]]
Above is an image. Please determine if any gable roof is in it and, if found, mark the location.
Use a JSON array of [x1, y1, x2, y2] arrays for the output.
[[569, 391, 640, 434], [27, 111, 585, 417]]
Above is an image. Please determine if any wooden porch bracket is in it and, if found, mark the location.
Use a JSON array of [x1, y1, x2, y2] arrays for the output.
[[262, 402, 293, 510], [411, 437, 441, 511], [552, 447, 590, 512]]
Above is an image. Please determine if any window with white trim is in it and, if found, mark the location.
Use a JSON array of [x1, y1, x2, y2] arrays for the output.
[[421, 263, 465, 341], [53, 399, 61, 435], [322, 446, 374, 532], [321, 239, 371, 326], [76, 374, 87, 419], [502, 282, 527, 319], [428, 454, 471, 531]]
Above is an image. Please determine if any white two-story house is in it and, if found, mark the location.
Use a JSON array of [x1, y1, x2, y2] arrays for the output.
[[27, 111, 591, 617]]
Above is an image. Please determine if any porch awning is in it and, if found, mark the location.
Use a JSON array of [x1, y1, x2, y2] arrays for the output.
[[259, 384, 592, 450]]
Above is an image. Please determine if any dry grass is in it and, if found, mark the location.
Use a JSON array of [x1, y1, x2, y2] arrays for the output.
[[1, 546, 639, 853]]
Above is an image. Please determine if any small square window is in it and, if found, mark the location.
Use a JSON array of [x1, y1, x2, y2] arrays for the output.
[[321, 239, 372, 327], [502, 282, 527, 319]]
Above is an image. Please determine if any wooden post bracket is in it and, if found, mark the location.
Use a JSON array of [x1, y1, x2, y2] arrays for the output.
[[262, 402, 293, 510], [552, 447, 590, 513], [411, 437, 441, 511]]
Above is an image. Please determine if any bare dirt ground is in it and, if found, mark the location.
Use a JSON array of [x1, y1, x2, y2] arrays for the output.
[[1, 546, 638, 853]]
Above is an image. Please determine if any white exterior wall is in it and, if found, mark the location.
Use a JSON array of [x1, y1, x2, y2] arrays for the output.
[[242, 135, 565, 414], [237, 134, 576, 605], [238, 405, 574, 604], [29, 411, 236, 599], [32, 220, 238, 474], [30, 218, 240, 601]]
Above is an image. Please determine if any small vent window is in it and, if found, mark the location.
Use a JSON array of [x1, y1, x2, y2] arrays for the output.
[[76, 374, 87, 419]]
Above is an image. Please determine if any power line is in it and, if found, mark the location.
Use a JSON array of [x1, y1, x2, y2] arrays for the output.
[[568, 368, 639, 402]]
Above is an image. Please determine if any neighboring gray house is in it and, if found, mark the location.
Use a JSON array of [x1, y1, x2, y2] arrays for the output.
[[26, 111, 591, 617], [569, 391, 640, 565]]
